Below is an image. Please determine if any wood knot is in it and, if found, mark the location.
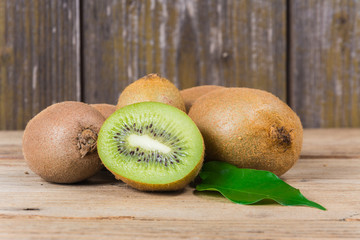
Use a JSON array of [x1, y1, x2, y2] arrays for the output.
[[338, 16, 347, 25], [221, 52, 229, 59]]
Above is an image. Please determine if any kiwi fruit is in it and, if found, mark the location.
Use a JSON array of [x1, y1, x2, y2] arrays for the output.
[[117, 73, 186, 112], [180, 85, 225, 112], [91, 103, 116, 119], [188, 88, 303, 176], [22, 101, 105, 183], [97, 102, 204, 191]]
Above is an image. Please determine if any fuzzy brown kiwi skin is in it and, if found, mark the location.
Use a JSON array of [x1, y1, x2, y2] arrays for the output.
[[91, 103, 116, 119], [108, 150, 204, 192], [188, 88, 303, 176], [22, 101, 105, 184], [180, 85, 225, 113], [117, 73, 186, 112]]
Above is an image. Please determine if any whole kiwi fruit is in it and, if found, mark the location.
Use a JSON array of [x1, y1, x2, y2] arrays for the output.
[[98, 102, 204, 191], [188, 88, 303, 176], [22, 101, 105, 183], [117, 73, 186, 112], [180, 85, 225, 112], [91, 103, 116, 119]]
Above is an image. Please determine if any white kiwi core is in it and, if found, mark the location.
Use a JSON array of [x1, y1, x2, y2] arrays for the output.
[[127, 134, 171, 153]]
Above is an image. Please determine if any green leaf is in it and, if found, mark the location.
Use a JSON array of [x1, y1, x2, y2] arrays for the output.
[[196, 161, 326, 210]]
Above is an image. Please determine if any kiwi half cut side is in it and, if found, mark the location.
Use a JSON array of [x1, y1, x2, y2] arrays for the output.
[[97, 102, 204, 191]]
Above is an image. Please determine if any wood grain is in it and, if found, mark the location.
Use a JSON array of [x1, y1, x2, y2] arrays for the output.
[[82, 0, 286, 104], [1, 129, 360, 239], [0, 0, 81, 130], [290, 0, 360, 127], [1, 0, 360, 129], [301, 129, 360, 158]]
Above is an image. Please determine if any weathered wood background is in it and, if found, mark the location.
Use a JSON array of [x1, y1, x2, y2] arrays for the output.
[[0, 0, 359, 129]]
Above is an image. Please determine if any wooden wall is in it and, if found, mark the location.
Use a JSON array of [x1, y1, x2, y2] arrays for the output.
[[0, 0, 359, 129]]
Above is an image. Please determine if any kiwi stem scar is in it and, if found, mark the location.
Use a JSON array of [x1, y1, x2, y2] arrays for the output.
[[127, 134, 171, 153], [77, 128, 98, 158]]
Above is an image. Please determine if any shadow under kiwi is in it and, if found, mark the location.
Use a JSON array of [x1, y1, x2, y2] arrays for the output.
[[142, 188, 186, 196], [72, 169, 119, 186]]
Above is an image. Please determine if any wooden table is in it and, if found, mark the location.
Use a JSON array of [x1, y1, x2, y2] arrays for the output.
[[1, 129, 359, 239]]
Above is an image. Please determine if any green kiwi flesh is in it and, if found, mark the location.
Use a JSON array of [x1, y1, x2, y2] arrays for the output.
[[97, 102, 204, 191]]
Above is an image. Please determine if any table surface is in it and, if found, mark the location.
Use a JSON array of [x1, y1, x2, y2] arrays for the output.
[[1, 129, 360, 240]]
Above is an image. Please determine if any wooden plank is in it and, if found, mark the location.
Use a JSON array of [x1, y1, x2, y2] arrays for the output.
[[0, 129, 359, 239], [0, 0, 81, 130], [0, 131, 22, 146], [0, 159, 359, 238], [0, 131, 23, 160], [82, 0, 286, 104], [1, 219, 360, 240], [290, 0, 360, 127], [301, 129, 360, 157], [0, 158, 359, 239]]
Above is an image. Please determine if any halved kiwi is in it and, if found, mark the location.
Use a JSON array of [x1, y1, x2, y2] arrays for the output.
[[97, 102, 204, 191]]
